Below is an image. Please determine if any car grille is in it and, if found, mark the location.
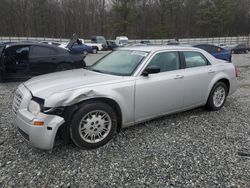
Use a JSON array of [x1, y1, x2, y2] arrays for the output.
[[12, 89, 23, 115], [17, 127, 29, 141]]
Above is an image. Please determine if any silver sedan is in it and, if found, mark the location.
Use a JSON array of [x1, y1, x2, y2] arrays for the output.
[[13, 46, 238, 150]]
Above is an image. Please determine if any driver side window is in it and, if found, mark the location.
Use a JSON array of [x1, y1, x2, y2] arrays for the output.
[[5, 46, 30, 60], [147, 52, 180, 73]]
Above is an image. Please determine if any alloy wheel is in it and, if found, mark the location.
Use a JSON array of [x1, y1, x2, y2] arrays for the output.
[[78, 110, 112, 143], [213, 86, 226, 108]]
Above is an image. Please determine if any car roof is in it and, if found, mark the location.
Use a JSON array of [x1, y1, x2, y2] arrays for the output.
[[5, 42, 61, 49], [193, 43, 220, 47], [121, 45, 199, 53], [193, 43, 230, 51], [4, 42, 68, 53]]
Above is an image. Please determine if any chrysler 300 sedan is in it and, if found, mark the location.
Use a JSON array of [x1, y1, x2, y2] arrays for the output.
[[13, 46, 238, 150]]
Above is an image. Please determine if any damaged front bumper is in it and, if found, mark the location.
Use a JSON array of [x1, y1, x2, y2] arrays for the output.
[[14, 109, 65, 150]]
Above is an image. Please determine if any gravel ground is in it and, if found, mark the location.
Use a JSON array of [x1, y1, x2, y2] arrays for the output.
[[0, 53, 250, 187]]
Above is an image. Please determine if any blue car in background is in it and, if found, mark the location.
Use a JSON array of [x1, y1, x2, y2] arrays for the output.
[[193, 44, 232, 62], [71, 41, 94, 55]]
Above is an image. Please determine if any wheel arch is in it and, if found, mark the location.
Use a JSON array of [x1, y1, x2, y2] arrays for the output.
[[92, 46, 99, 50], [55, 60, 75, 69], [59, 96, 123, 143], [217, 78, 230, 94], [206, 75, 231, 103], [67, 97, 123, 133]]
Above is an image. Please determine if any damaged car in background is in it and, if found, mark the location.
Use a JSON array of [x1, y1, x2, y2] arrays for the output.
[[0, 42, 86, 81], [12, 46, 238, 150]]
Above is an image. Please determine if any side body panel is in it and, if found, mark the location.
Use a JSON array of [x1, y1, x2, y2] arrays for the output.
[[182, 66, 215, 107], [134, 70, 184, 122]]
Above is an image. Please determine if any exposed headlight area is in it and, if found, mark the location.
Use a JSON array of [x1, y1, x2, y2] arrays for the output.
[[28, 97, 44, 116], [27, 96, 64, 117], [28, 100, 41, 116]]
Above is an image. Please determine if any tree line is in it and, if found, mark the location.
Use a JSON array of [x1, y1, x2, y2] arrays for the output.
[[0, 0, 249, 39]]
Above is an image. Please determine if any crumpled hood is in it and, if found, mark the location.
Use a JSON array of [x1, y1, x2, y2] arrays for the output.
[[24, 69, 122, 99]]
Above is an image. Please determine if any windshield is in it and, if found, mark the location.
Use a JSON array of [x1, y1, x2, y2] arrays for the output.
[[89, 50, 148, 76]]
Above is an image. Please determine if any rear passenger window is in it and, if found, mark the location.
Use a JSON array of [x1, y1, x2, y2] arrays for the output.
[[183, 51, 208, 68], [32, 46, 56, 56], [147, 52, 180, 73]]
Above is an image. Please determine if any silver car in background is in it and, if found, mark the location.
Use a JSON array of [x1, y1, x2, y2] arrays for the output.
[[12, 46, 238, 150]]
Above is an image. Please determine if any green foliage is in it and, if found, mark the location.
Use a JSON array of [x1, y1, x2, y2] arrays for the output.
[[153, 25, 169, 39]]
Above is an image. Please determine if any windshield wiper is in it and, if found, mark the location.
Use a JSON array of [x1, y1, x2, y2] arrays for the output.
[[90, 69, 105, 74], [83, 66, 90, 70]]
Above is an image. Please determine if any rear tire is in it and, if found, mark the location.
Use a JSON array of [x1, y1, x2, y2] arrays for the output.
[[92, 48, 98, 54], [206, 82, 228, 111], [56, 63, 73, 71], [70, 102, 117, 149]]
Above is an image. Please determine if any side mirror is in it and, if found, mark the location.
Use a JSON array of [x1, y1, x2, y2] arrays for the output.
[[142, 66, 161, 76]]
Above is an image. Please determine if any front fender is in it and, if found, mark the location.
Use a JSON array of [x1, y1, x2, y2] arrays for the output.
[[44, 86, 134, 126]]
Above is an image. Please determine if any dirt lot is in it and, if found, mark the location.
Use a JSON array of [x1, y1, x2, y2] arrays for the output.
[[0, 53, 250, 187]]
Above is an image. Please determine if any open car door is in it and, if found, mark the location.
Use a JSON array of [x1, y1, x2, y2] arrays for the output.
[[66, 34, 82, 49]]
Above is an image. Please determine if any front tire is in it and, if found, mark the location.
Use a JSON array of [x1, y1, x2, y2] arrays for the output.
[[70, 102, 117, 149], [92, 48, 98, 54], [206, 82, 228, 111]]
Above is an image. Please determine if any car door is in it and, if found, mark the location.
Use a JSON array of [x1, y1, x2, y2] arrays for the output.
[[4, 45, 30, 74], [71, 42, 82, 53], [181, 51, 214, 108], [135, 51, 184, 122], [29, 45, 58, 75]]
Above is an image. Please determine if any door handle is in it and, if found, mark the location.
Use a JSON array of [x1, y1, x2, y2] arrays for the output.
[[175, 75, 184, 79], [208, 70, 215, 74]]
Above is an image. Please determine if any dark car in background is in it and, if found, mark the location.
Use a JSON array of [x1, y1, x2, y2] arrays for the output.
[[59, 38, 97, 55], [106, 40, 118, 51], [0, 42, 86, 81], [193, 44, 232, 62], [70, 40, 95, 55], [91, 36, 108, 50], [230, 43, 249, 54], [140, 40, 151, 45]]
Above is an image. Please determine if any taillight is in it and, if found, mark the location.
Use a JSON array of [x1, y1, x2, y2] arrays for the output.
[[234, 65, 238, 77]]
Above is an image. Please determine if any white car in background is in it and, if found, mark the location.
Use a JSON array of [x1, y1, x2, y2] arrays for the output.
[[116, 36, 129, 47], [13, 46, 238, 150]]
